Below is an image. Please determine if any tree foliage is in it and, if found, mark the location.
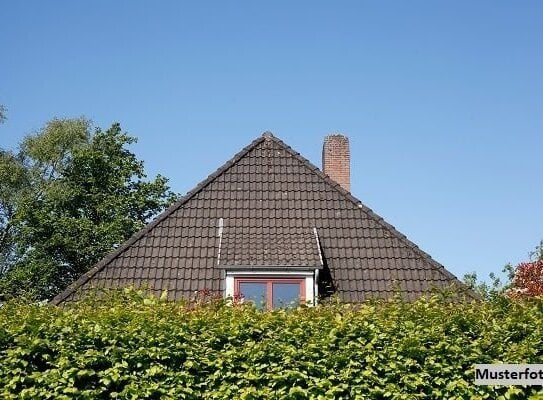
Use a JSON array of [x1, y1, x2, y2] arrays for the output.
[[0, 118, 177, 300], [530, 240, 543, 262], [507, 260, 543, 298], [1, 290, 542, 399], [464, 241, 543, 300], [462, 265, 514, 301], [0, 150, 29, 270], [506, 241, 543, 298]]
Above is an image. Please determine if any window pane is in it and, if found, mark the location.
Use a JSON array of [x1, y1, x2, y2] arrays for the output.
[[272, 282, 301, 309], [239, 282, 267, 309]]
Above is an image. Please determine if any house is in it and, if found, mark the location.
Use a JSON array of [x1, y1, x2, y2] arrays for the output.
[[52, 133, 471, 307]]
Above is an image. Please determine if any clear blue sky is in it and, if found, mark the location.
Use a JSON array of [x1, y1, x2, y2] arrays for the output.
[[1, 1, 542, 282]]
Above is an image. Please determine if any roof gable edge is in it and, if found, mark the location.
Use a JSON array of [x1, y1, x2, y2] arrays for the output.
[[266, 135, 469, 291], [50, 135, 267, 305]]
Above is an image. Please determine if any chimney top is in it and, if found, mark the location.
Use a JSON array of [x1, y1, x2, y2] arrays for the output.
[[322, 134, 351, 192]]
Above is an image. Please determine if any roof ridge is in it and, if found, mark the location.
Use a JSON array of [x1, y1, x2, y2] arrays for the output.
[[265, 134, 466, 288], [51, 135, 267, 305]]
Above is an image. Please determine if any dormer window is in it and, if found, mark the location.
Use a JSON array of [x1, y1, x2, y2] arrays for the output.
[[235, 276, 306, 309], [218, 227, 323, 309], [225, 269, 317, 308]]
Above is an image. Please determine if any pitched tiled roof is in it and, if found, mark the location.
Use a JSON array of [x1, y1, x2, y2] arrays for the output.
[[52, 133, 473, 305]]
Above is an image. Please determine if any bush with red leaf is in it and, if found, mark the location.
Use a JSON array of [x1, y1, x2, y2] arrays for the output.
[[506, 260, 543, 298]]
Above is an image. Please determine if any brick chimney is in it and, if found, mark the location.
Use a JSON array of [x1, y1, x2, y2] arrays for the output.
[[322, 134, 350, 192]]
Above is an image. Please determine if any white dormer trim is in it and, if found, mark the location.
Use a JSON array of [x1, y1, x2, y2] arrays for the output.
[[225, 269, 316, 306]]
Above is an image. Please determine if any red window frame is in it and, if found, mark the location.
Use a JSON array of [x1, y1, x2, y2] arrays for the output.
[[234, 277, 306, 310]]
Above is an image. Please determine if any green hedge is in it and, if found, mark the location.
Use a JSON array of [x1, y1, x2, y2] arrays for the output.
[[1, 290, 543, 399]]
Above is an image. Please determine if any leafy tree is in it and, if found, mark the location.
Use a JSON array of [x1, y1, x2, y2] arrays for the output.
[[529, 239, 543, 262], [0, 118, 177, 300], [507, 260, 543, 297], [0, 150, 29, 271], [462, 265, 513, 301], [506, 241, 543, 298], [1, 118, 94, 280], [0, 105, 6, 124], [464, 240, 543, 300]]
